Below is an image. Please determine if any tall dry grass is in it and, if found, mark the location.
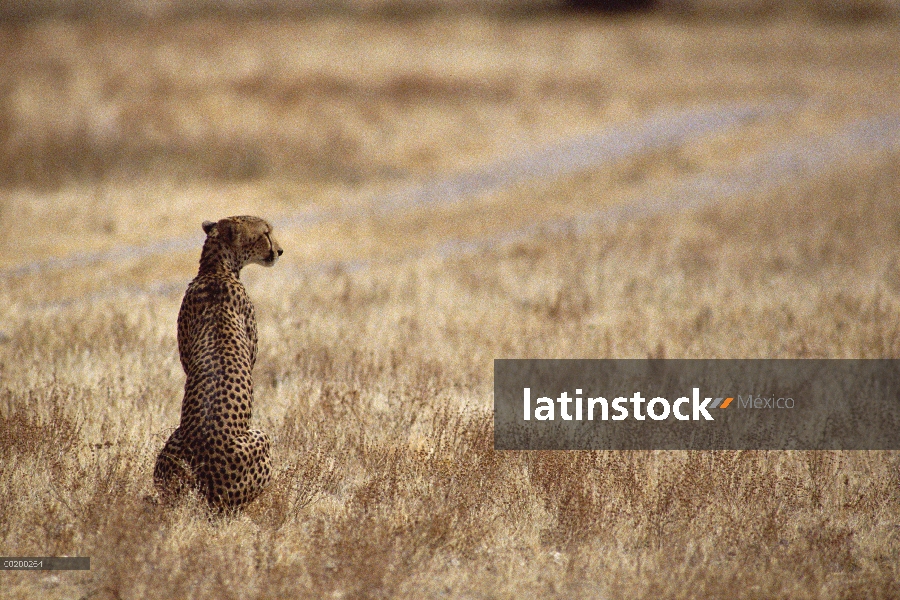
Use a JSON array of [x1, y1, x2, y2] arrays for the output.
[[2, 152, 900, 598]]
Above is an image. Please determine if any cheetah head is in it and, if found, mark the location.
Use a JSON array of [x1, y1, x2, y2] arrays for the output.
[[202, 216, 283, 269]]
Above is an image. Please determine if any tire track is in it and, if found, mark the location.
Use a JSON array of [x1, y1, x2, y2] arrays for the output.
[[17, 112, 899, 316], [0, 102, 784, 280], [420, 114, 900, 261], [273, 113, 900, 273]]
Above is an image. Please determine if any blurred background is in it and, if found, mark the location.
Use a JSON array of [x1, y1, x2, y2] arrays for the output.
[[1, 0, 897, 191], [1, 0, 898, 281]]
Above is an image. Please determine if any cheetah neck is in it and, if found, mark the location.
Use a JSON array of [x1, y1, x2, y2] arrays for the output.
[[197, 239, 244, 278]]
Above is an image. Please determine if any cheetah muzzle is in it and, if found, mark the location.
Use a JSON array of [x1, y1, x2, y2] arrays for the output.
[[154, 215, 283, 509]]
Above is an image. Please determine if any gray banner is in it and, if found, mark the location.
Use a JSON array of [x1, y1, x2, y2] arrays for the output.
[[494, 360, 900, 450], [0, 557, 90, 570]]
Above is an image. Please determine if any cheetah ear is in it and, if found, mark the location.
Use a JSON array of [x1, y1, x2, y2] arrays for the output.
[[202, 221, 217, 236]]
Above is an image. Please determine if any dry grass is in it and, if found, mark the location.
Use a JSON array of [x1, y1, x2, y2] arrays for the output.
[[3, 154, 900, 598], [2, 11, 900, 600]]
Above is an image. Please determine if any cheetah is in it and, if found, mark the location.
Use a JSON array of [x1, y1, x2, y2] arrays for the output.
[[154, 215, 283, 508]]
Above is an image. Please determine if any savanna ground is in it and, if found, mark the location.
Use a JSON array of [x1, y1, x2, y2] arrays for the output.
[[2, 2, 900, 598]]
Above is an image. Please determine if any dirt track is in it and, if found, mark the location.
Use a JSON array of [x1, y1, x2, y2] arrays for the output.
[[7, 105, 900, 315]]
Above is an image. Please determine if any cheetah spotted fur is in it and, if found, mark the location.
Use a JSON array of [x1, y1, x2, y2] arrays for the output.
[[154, 215, 283, 508]]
